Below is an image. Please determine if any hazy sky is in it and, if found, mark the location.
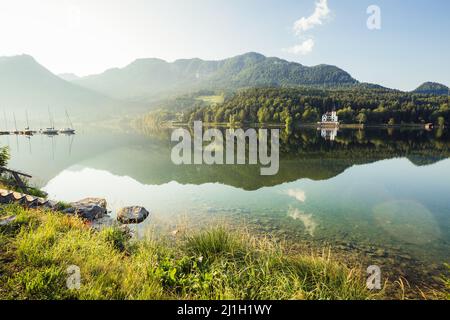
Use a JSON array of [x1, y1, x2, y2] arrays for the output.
[[0, 0, 449, 90]]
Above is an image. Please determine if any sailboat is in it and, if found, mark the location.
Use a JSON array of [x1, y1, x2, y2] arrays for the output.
[[23, 110, 36, 136], [0, 110, 9, 135], [59, 110, 75, 135], [13, 113, 20, 135], [40, 108, 59, 135]]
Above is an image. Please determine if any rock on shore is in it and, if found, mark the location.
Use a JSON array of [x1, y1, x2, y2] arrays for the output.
[[63, 198, 108, 221], [117, 206, 150, 224]]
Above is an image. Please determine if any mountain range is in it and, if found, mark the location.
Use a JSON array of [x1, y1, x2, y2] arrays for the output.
[[0, 52, 447, 119], [0, 55, 122, 118], [73, 52, 358, 101]]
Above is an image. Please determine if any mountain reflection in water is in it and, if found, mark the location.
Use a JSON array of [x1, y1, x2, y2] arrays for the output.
[[2, 127, 449, 269]]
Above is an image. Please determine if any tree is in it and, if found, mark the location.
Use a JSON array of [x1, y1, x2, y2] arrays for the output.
[[239, 109, 247, 122], [285, 115, 293, 130], [302, 108, 319, 122], [214, 108, 225, 123], [257, 107, 270, 123], [0, 146, 9, 167], [337, 107, 354, 123], [356, 112, 367, 124], [228, 114, 236, 126]]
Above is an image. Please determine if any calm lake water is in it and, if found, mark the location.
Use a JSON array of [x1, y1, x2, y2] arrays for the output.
[[2, 127, 450, 283]]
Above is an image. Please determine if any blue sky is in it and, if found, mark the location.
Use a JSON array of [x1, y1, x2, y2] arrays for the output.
[[0, 0, 449, 90]]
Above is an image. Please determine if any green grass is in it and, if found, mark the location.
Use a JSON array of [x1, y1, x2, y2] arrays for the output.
[[443, 264, 450, 300], [196, 95, 225, 105], [53, 201, 73, 211], [0, 205, 380, 300]]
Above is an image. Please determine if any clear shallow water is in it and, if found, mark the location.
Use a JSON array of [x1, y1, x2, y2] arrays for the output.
[[2, 128, 449, 278]]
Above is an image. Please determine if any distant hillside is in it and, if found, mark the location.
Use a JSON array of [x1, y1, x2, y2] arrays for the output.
[[0, 55, 123, 119], [58, 73, 80, 81], [73, 52, 358, 101], [413, 82, 449, 95], [355, 82, 397, 92]]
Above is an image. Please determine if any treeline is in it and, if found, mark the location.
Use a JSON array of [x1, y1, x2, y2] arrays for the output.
[[182, 87, 450, 126]]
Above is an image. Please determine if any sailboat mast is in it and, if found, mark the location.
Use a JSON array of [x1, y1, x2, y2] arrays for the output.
[[13, 113, 18, 132], [66, 109, 73, 128], [3, 110, 7, 131], [48, 107, 53, 129], [25, 110, 30, 130]]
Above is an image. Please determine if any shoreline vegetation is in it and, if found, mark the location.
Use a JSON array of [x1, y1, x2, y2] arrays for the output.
[[0, 205, 378, 300], [167, 121, 437, 130], [0, 205, 448, 300], [136, 87, 449, 131]]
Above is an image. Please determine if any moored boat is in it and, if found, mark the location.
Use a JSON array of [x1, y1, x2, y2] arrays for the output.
[[59, 128, 75, 134], [59, 110, 75, 135], [40, 128, 59, 135]]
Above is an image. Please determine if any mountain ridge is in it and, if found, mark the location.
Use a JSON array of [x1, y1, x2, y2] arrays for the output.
[[413, 82, 449, 95], [0, 53, 447, 121], [72, 53, 449, 97], [0, 54, 126, 119], [72, 52, 359, 101]]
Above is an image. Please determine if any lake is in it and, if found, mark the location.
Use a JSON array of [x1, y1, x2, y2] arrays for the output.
[[2, 126, 450, 287]]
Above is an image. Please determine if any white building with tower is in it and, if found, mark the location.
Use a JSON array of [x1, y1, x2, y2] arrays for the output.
[[319, 110, 339, 127]]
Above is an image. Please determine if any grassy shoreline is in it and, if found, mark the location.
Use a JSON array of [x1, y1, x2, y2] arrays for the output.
[[0, 205, 381, 300], [1, 205, 448, 300]]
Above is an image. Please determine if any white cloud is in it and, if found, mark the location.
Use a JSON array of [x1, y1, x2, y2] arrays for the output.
[[288, 208, 318, 236], [285, 39, 315, 55], [293, 0, 330, 35], [285, 188, 307, 202], [286, 0, 330, 55]]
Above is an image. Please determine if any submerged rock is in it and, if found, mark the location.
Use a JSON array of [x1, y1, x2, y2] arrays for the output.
[[90, 215, 115, 230], [64, 198, 108, 221], [117, 206, 150, 224]]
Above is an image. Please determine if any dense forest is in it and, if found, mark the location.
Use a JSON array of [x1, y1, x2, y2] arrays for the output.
[[180, 87, 450, 126]]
